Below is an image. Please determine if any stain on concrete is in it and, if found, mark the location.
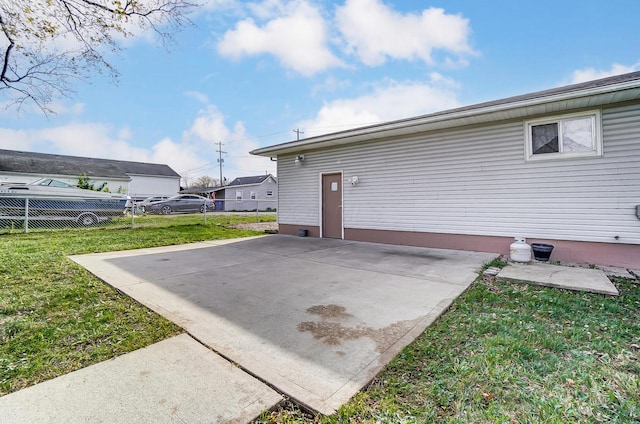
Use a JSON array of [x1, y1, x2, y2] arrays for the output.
[[306, 304, 353, 320], [297, 322, 363, 346], [298, 305, 420, 353], [382, 250, 446, 261]]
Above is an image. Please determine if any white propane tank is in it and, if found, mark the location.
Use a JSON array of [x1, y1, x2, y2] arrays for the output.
[[509, 237, 531, 263]]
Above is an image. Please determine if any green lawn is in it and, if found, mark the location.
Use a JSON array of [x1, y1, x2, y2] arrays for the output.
[[257, 264, 640, 423], [0, 214, 273, 395]]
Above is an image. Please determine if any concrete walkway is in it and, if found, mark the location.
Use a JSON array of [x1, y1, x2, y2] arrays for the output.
[[0, 334, 282, 424], [64, 235, 497, 416], [497, 261, 619, 296]]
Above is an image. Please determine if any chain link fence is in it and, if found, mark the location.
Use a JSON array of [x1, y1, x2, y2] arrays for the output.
[[0, 195, 128, 232], [0, 195, 277, 234]]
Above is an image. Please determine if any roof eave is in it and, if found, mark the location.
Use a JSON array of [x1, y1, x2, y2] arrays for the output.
[[251, 76, 640, 157]]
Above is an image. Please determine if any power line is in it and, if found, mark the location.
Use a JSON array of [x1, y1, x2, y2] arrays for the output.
[[222, 130, 291, 145], [217, 122, 382, 146], [179, 162, 212, 174]]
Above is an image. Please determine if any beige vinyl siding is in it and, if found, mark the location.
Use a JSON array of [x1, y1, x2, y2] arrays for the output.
[[278, 104, 640, 244]]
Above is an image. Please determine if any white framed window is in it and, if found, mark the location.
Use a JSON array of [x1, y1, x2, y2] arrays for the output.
[[266, 190, 273, 197], [236, 190, 243, 202], [250, 191, 256, 200], [525, 110, 602, 161]]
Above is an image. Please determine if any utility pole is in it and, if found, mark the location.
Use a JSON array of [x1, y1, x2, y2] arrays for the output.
[[293, 128, 304, 140], [216, 142, 227, 186]]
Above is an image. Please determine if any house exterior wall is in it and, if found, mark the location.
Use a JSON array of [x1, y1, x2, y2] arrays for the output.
[[127, 175, 181, 199], [277, 103, 640, 268], [0, 171, 129, 193], [222, 178, 278, 211]]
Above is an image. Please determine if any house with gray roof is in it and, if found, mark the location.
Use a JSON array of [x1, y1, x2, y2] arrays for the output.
[[251, 71, 640, 269], [0, 149, 181, 199], [221, 174, 277, 211], [181, 174, 277, 211]]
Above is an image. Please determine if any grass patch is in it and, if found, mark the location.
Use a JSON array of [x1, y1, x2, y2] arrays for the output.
[[257, 275, 640, 423], [0, 214, 274, 396]]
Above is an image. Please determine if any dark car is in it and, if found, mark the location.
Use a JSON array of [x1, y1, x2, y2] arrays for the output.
[[138, 195, 170, 213], [147, 194, 215, 215]]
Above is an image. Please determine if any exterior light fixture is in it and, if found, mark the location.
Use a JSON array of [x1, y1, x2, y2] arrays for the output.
[[294, 155, 304, 166]]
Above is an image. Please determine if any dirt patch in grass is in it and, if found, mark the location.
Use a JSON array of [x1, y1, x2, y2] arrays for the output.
[[227, 221, 278, 232]]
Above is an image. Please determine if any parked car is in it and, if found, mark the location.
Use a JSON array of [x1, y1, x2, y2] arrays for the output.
[[146, 194, 215, 215], [138, 195, 170, 213]]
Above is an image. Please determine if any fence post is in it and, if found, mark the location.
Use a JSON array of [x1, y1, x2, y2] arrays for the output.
[[203, 200, 207, 224], [24, 198, 29, 234], [131, 198, 135, 229]]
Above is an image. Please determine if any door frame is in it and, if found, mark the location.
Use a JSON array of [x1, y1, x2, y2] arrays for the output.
[[319, 171, 344, 239]]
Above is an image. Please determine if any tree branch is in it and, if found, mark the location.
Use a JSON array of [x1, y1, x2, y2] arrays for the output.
[[0, 13, 15, 85], [0, 0, 197, 113]]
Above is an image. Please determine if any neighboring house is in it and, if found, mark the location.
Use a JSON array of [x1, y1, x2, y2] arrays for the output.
[[182, 174, 277, 211], [251, 72, 640, 269], [0, 149, 180, 199], [222, 175, 277, 212]]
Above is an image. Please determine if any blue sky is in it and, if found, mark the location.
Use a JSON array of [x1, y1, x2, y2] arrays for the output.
[[1, 0, 639, 187]]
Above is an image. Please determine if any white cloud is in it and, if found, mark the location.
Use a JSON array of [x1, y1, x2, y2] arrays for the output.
[[570, 62, 640, 84], [185, 91, 210, 104], [117, 126, 132, 140], [148, 137, 206, 184], [217, 0, 343, 75], [246, 0, 287, 19], [336, 0, 474, 67], [0, 128, 32, 151], [36, 123, 153, 161], [182, 106, 276, 180], [298, 73, 461, 137]]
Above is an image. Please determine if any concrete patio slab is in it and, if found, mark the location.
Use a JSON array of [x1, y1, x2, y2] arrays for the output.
[[71, 235, 496, 414], [497, 262, 619, 296], [598, 266, 634, 279], [0, 334, 283, 424]]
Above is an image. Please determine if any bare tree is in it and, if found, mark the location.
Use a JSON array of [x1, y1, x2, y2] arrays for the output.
[[0, 0, 196, 113], [193, 175, 218, 187]]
